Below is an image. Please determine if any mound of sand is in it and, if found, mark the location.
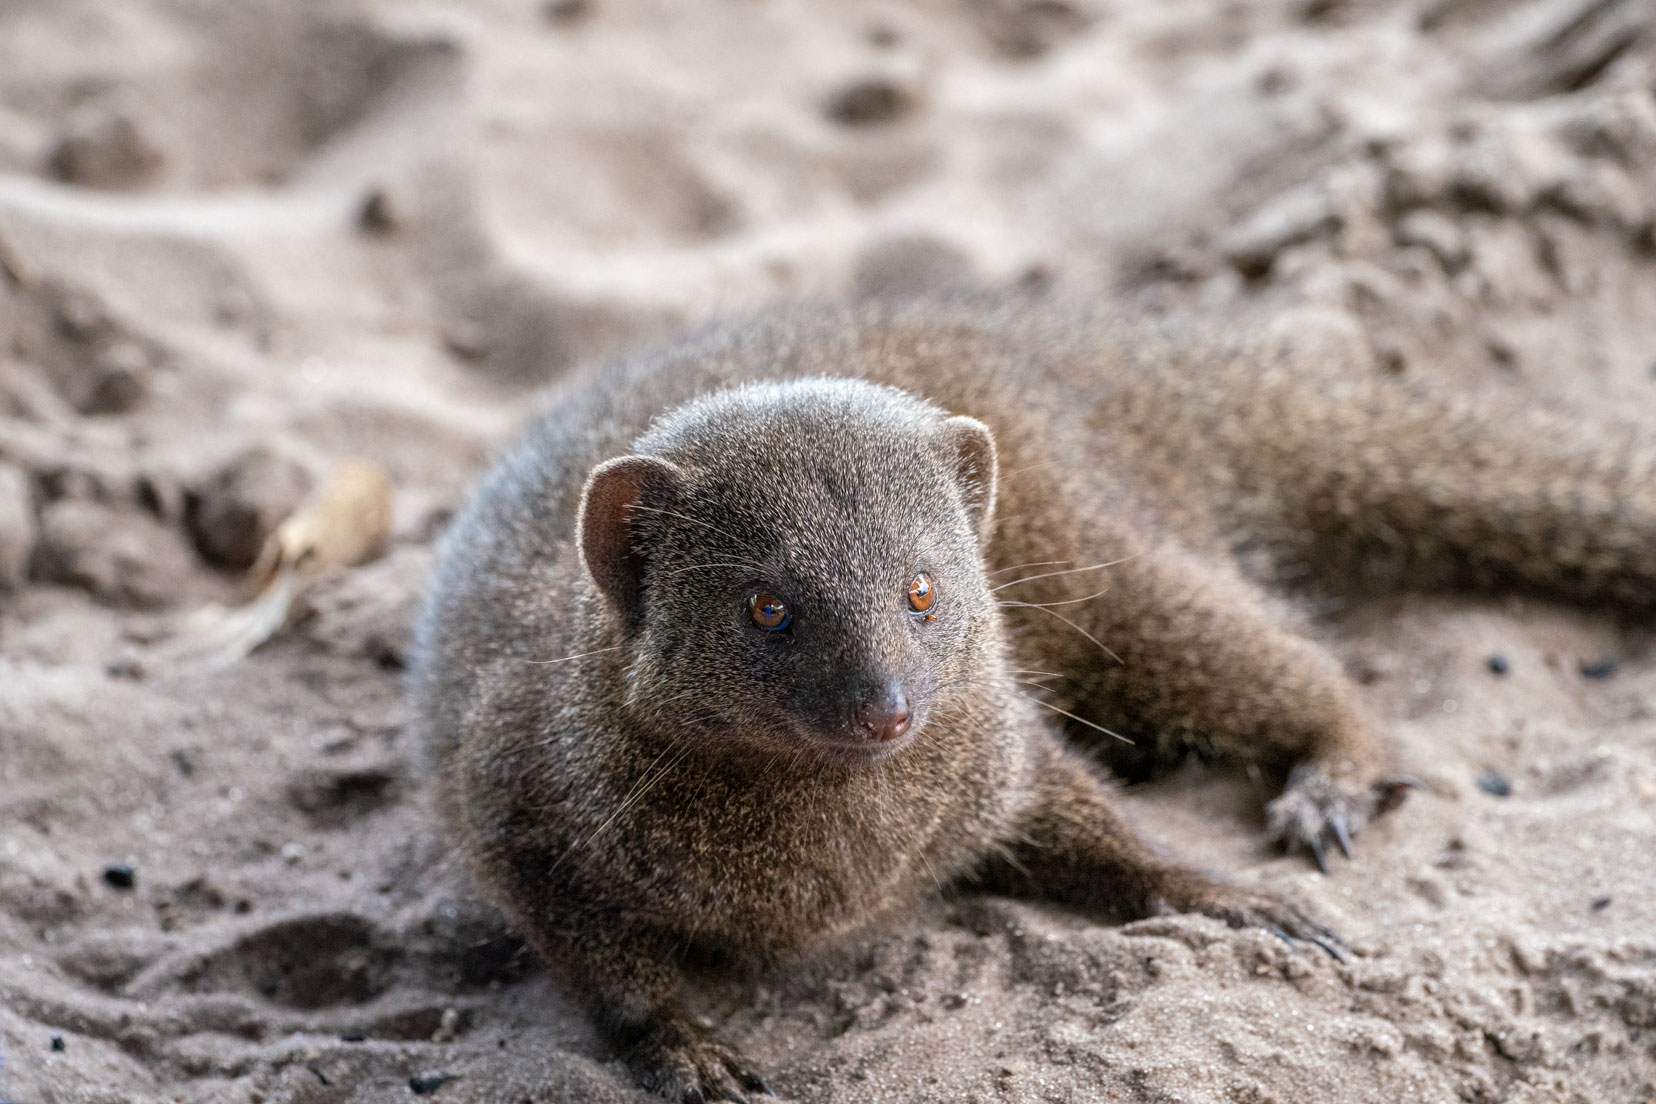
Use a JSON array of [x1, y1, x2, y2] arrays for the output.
[[2, 0, 1654, 1101]]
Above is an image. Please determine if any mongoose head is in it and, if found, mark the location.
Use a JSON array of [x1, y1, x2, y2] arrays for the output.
[[577, 378, 999, 764]]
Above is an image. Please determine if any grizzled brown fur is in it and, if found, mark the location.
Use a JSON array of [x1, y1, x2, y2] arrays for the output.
[[412, 298, 1656, 1100]]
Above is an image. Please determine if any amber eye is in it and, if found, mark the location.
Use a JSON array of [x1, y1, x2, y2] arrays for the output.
[[749, 592, 791, 631], [907, 573, 936, 615]]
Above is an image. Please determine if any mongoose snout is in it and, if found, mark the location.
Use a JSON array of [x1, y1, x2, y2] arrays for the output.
[[852, 682, 910, 744]]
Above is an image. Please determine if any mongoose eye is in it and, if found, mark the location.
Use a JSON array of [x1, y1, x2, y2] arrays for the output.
[[749, 592, 791, 631], [907, 573, 937, 616]]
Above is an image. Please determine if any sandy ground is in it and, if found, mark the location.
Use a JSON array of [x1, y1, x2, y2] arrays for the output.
[[3, 0, 1656, 1101]]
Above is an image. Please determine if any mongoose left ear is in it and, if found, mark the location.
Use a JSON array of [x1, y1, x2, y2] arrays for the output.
[[938, 415, 997, 541], [577, 455, 687, 626]]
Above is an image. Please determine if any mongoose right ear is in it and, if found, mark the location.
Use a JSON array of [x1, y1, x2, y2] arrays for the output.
[[577, 455, 687, 623], [938, 415, 998, 542]]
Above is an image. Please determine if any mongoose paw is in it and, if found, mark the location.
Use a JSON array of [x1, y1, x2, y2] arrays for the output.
[[1150, 871, 1349, 962], [629, 1016, 776, 1103], [1265, 763, 1412, 873]]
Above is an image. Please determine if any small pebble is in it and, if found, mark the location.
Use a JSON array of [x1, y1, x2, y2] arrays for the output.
[[50, 1032, 65, 1052], [1485, 654, 1510, 676], [825, 77, 914, 126], [1591, 896, 1612, 911], [1475, 770, 1512, 798], [82, 340, 150, 415], [0, 464, 33, 591], [105, 658, 146, 681], [1579, 657, 1619, 680], [102, 862, 136, 889], [866, 22, 900, 48], [409, 1071, 458, 1095], [46, 106, 163, 189], [542, 0, 591, 24], [443, 322, 489, 361], [281, 842, 306, 865], [357, 188, 404, 234], [185, 446, 313, 572]]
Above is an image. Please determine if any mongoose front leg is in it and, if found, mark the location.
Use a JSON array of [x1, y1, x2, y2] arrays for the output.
[[1012, 539, 1397, 868], [532, 916, 775, 1103], [986, 740, 1346, 958]]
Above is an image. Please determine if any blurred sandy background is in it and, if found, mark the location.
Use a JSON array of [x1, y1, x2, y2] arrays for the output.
[[2, 0, 1655, 1101]]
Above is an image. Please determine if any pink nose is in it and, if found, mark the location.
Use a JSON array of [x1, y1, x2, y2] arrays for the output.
[[854, 692, 910, 743]]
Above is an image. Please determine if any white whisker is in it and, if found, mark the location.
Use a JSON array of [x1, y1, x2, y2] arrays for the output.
[[1000, 600, 1124, 665], [986, 559, 1071, 578], [526, 644, 624, 667], [990, 556, 1138, 592], [1029, 697, 1133, 744], [999, 586, 1111, 609]]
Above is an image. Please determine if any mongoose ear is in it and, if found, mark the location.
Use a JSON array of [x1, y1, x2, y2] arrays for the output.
[[577, 455, 687, 622], [938, 415, 997, 541]]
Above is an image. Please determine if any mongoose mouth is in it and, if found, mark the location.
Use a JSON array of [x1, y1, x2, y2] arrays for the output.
[[800, 716, 921, 765]]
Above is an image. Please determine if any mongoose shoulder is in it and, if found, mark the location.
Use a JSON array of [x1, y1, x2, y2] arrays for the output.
[[412, 298, 1656, 1100]]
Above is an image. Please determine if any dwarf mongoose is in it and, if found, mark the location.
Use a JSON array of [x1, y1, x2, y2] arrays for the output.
[[412, 298, 1656, 1100]]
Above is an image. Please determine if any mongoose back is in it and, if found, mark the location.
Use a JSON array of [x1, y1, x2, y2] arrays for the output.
[[411, 297, 1656, 1101]]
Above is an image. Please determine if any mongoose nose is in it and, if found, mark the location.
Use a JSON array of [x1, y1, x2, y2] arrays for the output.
[[854, 688, 910, 743]]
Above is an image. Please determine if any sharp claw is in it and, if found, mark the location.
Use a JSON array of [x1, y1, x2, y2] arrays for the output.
[[1307, 833, 1330, 874], [1292, 917, 1350, 961], [743, 1074, 777, 1097], [685, 1090, 707, 1104], [1330, 814, 1353, 858], [1266, 926, 1298, 951]]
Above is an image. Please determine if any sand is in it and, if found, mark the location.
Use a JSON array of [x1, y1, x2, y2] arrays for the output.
[[2, 0, 1655, 1101]]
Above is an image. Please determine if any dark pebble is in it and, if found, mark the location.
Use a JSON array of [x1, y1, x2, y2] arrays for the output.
[[410, 1071, 458, 1095], [1485, 654, 1510, 676], [357, 188, 402, 234], [825, 78, 914, 126], [185, 445, 313, 572], [1591, 896, 1612, 911], [1475, 770, 1512, 798], [866, 22, 900, 48], [50, 1032, 65, 1052], [1579, 657, 1619, 680], [102, 862, 136, 889], [105, 658, 146, 680], [542, 0, 591, 24]]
